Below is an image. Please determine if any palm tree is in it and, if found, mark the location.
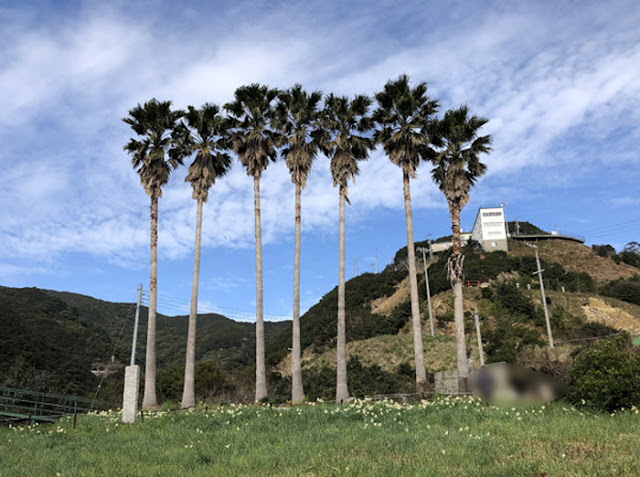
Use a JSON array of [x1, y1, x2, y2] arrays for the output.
[[431, 105, 491, 392], [320, 93, 375, 403], [373, 75, 439, 394], [123, 99, 184, 410], [177, 103, 232, 409], [224, 84, 279, 402], [273, 84, 322, 403]]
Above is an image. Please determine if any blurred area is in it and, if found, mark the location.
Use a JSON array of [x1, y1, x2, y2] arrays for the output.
[[469, 363, 567, 404]]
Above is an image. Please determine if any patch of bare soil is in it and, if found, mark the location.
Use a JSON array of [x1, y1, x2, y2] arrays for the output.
[[581, 297, 640, 335], [274, 347, 317, 377], [370, 276, 410, 317]]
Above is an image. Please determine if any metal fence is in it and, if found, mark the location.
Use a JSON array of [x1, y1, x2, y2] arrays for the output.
[[0, 387, 113, 423]]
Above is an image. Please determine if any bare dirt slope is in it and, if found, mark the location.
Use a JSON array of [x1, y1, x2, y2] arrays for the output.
[[581, 297, 640, 335], [370, 276, 410, 316]]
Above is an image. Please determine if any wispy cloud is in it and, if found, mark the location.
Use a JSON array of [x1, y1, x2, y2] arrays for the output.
[[1, 0, 639, 275]]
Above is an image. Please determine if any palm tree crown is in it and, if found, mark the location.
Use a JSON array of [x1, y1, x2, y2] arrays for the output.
[[321, 93, 375, 188], [274, 84, 323, 188], [431, 106, 491, 214], [124, 98, 184, 198], [224, 84, 279, 177], [181, 103, 232, 200], [373, 74, 439, 177]]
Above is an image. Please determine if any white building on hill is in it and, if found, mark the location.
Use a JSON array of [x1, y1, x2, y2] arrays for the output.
[[471, 206, 508, 251]]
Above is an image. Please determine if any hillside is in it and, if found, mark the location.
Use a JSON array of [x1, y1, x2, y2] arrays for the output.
[[508, 239, 639, 281], [2, 233, 639, 404], [272, 237, 640, 385]]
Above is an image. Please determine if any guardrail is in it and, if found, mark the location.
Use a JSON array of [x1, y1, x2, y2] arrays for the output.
[[0, 387, 114, 423], [511, 231, 585, 243]]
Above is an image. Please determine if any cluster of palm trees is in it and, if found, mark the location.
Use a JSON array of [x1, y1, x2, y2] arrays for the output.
[[124, 74, 491, 410]]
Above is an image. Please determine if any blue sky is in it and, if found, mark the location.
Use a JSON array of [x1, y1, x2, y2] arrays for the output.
[[1, 0, 639, 320]]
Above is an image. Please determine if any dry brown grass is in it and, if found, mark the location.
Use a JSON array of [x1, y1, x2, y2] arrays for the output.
[[508, 239, 638, 282], [302, 334, 479, 374]]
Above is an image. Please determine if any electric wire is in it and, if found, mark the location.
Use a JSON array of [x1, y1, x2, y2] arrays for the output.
[[89, 298, 134, 410], [53, 301, 137, 372], [139, 289, 291, 321]]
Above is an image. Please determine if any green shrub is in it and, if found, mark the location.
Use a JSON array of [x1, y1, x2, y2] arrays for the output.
[[480, 287, 493, 299], [483, 318, 544, 364], [600, 276, 640, 306], [592, 244, 616, 258], [566, 335, 640, 411], [619, 242, 640, 269], [302, 357, 414, 401], [493, 282, 536, 320], [156, 360, 233, 403]]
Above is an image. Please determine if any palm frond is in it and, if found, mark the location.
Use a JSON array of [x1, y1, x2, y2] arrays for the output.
[[123, 99, 184, 197], [431, 105, 492, 214], [373, 75, 439, 177]]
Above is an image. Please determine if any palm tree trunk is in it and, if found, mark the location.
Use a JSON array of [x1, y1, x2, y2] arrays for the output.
[[254, 173, 267, 402], [291, 182, 304, 403], [402, 172, 427, 394], [336, 185, 349, 403], [142, 195, 159, 410], [181, 197, 203, 409], [451, 205, 469, 393]]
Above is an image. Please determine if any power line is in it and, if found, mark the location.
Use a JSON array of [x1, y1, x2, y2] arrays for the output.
[[54, 300, 137, 372], [139, 289, 291, 321], [579, 218, 640, 235], [90, 303, 131, 409]]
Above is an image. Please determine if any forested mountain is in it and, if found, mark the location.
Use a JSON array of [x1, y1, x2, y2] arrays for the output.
[[0, 286, 288, 402]]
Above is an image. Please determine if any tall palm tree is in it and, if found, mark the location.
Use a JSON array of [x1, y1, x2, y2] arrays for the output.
[[373, 75, 439, 394], [224, 84, 279, 402], [273, 84, 322, 403], [431, 105, 491, 392], [177, 103, 232, 409], [320, 93, 375, 403], [123, 98, 184, 410]]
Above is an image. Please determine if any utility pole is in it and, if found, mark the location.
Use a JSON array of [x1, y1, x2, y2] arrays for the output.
[[417, 247, 435, 337], [515, 217, 520, 236], [528, 244, 554, 348], [375, 249, 378, 274], [474, 308, 485, 366], [130, 284, 142, 366], [501, 202, 510, 237], [123, 284, 143, 424], [353, 259, 359, 277]]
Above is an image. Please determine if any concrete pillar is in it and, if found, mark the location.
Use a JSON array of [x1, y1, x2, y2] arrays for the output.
[[122, 365, 140, 423]]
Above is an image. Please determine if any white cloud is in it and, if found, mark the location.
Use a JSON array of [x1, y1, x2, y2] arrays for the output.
[[1, 0, 639, 271]]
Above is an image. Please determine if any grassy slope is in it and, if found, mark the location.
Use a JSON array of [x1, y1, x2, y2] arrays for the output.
[[303, 334, 480, 375], [2, 399, 639, 476]]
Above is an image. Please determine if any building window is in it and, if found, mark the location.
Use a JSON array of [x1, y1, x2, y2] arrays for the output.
[[491, 241, 498, 247], [482, 211, 502, 217]]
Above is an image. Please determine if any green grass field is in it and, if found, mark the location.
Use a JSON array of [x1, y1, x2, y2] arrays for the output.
[[2, 397, 639, 476]]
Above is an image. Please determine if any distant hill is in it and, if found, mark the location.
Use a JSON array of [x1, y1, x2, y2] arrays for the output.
[[0, 286, 289, 401]]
